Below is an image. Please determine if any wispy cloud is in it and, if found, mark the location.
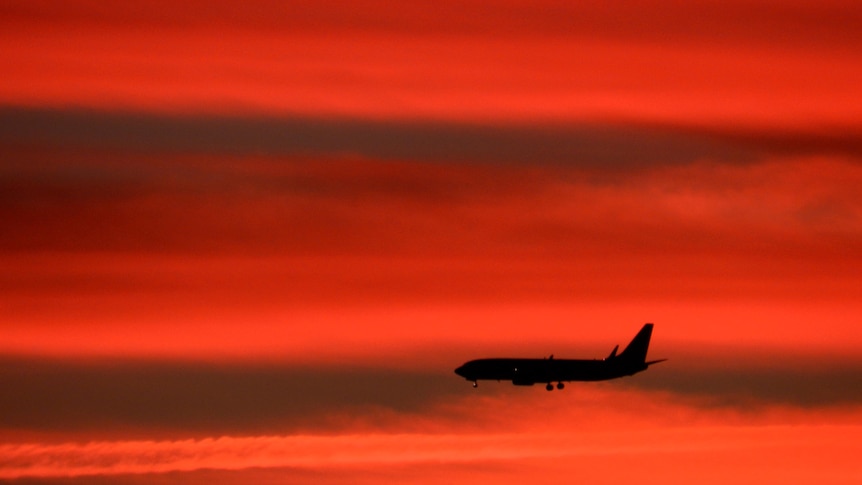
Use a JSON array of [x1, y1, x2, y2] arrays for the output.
[[4, 378, 861, 482], [3, 424, 861, 479], [3, 2, 861, 126], [2, 358, 862, 442], [2, 137, 862, 361]]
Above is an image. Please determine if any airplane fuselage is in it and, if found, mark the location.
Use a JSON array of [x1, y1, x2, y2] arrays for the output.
[[455, 357, 647, 386]]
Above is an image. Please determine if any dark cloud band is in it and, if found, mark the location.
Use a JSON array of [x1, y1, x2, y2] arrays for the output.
[[1, 107, 758, 168], [6, 107, 862, 170], [627, 362, 862, 407], [3, 356, 861, 437], [0, 358, 462, 435]]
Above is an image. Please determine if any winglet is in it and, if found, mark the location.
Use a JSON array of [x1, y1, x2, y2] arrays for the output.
[[606, 344, 619, 360]]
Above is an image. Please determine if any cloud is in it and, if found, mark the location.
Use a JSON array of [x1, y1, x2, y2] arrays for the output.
[[1, 107, 760, 167], [4, 3, 861, 126], [0, 359, 462, 436], [5, 107, 862, 166], [4, 351, 861, 482], [2, 413, 861, 481], [6, 0, 862, 48], [6, 432, 622, 478], [4, 115, 862, 256], [2, 144, 860, 305], [6, 106, 862, 176], [3, 354, 862, 443], [625, 359, 862, 407]]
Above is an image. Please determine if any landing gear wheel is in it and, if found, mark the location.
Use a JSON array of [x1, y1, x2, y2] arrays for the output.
[[545, 383, 554, 391], [472, 381, 478, 388], [556, 382, 565, 390]]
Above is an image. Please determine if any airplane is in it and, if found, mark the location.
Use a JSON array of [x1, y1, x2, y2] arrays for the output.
[[454, 323, 665, 391]]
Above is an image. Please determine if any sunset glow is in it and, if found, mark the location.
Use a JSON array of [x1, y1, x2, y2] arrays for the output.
[[2, 1, 862, 483]]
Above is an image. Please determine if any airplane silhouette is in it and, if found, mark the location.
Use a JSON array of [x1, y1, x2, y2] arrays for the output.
[[454, 323, 665, 391]]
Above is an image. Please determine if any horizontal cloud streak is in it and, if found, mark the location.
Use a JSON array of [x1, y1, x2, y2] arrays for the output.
[[5, 0, 862, 49], [0, 360, 461, 435], [3, 3, 861, 126], [3, 424, 861, 479], [3, 134, 861, 254], [2, 147, 860, 307], [4, 107, 862, 165], [628, 359, 862, 407], [1, 108, 760, 167], [3, 355, 862, 440]]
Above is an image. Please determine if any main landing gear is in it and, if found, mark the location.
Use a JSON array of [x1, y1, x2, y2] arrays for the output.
[[545, 382, 565, 391]]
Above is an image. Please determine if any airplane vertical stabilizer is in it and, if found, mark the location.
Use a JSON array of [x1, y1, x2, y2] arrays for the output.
[[617, 323, 653, 364]]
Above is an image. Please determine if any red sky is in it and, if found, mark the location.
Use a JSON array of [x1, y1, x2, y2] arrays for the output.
[[3, 0, 862, 126], [2, 1, 862, 483]]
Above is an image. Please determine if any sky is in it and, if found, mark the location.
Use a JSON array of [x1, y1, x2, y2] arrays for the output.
[[1, 1, 862, 483]]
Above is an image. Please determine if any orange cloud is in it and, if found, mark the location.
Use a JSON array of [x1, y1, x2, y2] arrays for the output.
[[2, 149, 861, 360], [2, 1, 861, 127], [2, 388, 861, 483], [5, 427, 856, 479]]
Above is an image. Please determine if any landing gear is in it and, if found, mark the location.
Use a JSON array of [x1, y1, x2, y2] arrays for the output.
[[556, 382, 565, 390], [545, 383, 554, 391], [472, 381, 478, 388]]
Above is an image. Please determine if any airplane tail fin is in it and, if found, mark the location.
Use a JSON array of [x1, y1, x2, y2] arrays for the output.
[[617, 323, 655, 365]]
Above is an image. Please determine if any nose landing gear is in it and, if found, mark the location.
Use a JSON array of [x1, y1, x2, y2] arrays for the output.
[[472, 381, 478, 388]]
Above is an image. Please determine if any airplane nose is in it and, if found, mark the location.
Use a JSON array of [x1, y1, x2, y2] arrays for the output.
[[454, 365, 466, 377]]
